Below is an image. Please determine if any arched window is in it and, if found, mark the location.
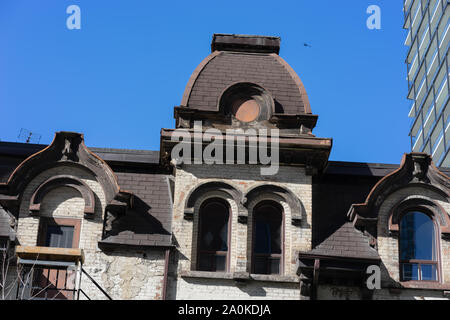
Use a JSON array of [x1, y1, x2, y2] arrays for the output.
[[197, 198, 230, 272], [399, 211, 439, 281], [252, 201, 283, 275]]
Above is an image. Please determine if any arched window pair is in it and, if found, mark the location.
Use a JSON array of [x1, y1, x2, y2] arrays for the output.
[[196, 198, 283, 275], [399, 211, 439, 282]]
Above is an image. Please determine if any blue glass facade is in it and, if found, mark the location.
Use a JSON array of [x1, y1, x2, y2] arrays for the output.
[[404, 0, 450, 166]]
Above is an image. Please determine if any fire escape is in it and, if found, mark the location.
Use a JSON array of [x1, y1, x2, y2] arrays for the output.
[[15, 246, 112, 300]]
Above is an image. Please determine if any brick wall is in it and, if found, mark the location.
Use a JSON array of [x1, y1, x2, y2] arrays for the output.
[[373, 288, 449, 300], [14, 165, 166, 300], [377, 186, 450, 285], [317, 285, 449, 300], [317, 285, 362, 300], [172, 277, 300, 300], [170, 164, 311, 299]]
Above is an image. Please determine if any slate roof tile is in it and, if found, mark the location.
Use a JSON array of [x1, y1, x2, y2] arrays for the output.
[[186, 52, 307, 115], [308, 222, 379, 260]]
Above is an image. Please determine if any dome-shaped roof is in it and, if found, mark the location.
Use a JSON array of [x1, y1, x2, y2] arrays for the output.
[[180, 34, 312, 115]]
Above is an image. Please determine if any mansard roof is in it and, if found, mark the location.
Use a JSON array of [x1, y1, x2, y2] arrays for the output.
[[2, 141, 450, 251], [181, 34, 312, 115], [0, 141, 161, 183], [0, 134, 173, 248], [348, 153, 450, 229], [0, 132, 121, 204], [99, 172, 173, 248]]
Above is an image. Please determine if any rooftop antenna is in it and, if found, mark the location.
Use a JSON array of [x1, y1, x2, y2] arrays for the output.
[[17, 128, 42, 144]]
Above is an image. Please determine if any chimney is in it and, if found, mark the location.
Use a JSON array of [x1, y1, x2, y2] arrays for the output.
[[211, 33, 281, 54]]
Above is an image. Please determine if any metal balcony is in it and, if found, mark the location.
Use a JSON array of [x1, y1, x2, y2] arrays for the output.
[[14, 246, 112, 300]]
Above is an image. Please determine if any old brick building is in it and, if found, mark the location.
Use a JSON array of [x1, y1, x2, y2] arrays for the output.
[[0, 34, 449, 300]]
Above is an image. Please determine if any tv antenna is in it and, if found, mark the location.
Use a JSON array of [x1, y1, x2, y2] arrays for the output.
[[17, 128, 42, 144]]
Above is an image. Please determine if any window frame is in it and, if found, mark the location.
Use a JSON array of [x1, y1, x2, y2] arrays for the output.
[[196, 198, 232, 272], [37, 217, 81, 249], [251, 200, 284, 275], [398, 208, 441, 283]]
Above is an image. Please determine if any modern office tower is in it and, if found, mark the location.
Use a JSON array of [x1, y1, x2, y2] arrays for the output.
[[404, 0, 449, 166]]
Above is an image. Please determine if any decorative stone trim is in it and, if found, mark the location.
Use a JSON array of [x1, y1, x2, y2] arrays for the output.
[[249, 274, 300, 284], [291, 215, 302, 226], [184, 207, 194, 220], [348, 153, 450, 234], [0, 132, 122, 205], [388, 195, 450, 235], [394, 282, 450, 291], [244, 184, 304, 225], [237, 213, 248, 224], [183, 181, 243, 221], [180, 270, 234, 280], [29, 175, 95, 218], [102, 190, 134, 238], [179, 270, 299, 284]]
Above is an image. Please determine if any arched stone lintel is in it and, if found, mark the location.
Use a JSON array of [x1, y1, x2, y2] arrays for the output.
[[29, 175, 95, 218], [388, 195, 450, 235], [244, 184, 304, 225], [348, 153, 450, 235], [184, 181, 243, 220], [1, 132, 121, 204]]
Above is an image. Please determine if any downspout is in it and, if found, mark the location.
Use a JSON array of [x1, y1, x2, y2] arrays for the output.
[[162, 247, 170, 300], [162, 175, 174, 301], [312, 258, 320, 300]]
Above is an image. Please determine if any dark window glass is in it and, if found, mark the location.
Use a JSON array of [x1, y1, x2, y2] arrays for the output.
[[253, 256, 267, 274], [197, 199, 229, 272], [0, 239, 7, 251], [402, 263, 419, 281], [253, 202, 282, 275], [421, 264, 437, 281], [45, 225, 74, 248], [400, 211, 438, 281], [400, 211, 435, 261], [30, 219, 79, 300], [215, 255, 226, 272], [198, 254, 211, 271]]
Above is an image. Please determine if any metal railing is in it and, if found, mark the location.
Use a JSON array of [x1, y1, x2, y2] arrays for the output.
[[77, 267, 112, 300], [16, 259, 78, 300], [16, 259, 112, 300]]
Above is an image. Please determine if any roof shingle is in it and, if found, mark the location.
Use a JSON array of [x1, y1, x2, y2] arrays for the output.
[[307, 222, 379, 260], [100, 173, 173, 247], [184, 51, 309, 115]]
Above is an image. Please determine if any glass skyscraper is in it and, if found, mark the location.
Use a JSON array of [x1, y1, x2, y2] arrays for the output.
[[404, 0, 449, 166]]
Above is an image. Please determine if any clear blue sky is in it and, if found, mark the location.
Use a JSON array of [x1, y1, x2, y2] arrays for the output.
[[0, 1, 410, 164]]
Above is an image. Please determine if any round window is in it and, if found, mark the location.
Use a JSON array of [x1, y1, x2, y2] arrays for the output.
[[219, 82, 274, 123], [231, 98, 260, 123]]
